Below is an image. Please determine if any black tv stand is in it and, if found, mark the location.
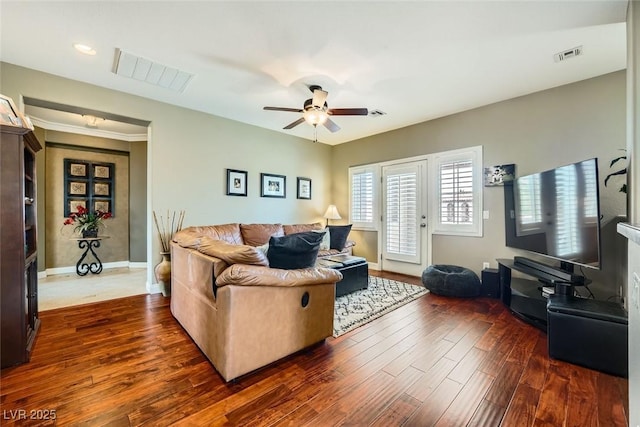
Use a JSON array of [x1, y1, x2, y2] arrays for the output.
[[513, 256, 584, 285], [498, 258, 628, 377], [497, 258, 588, 331]]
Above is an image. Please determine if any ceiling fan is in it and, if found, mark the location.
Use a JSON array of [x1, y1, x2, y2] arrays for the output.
[[263, 85, 368, 133]]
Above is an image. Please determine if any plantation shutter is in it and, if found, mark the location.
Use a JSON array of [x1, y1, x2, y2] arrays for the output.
[[349, 166, 379, 230], [385, 170, 418, 257], [432, 146, 483, 237], [439, 160, 473, 224]]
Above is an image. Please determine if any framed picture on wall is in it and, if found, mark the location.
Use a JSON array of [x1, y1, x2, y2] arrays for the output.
[[94, 182, 110, 196], [226, 169, 248, 196], [94, 200, 110, 212], [69, 181, 87, 196], [484, 164, 515, 186], [260, 173, 286, 198], [93, 164, 111, 179], [68, 199, 87, 213], [68, 162, 88, 177], [64, 159, 115, 216], [297, 177, 311, 200]]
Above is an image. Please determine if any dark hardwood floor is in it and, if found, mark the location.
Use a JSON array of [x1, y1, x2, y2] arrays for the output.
[[0, 271, 628, 426]]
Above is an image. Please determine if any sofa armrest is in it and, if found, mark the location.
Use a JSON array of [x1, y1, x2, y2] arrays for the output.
[[216, 264, 342, 287], [171, 241, 229, 297]]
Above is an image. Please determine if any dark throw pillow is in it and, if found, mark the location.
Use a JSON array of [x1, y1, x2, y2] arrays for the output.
[[328, 224, 352, 251], [267, 231, 324, 269]]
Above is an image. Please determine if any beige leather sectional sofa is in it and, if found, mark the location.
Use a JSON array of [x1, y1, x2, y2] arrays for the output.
[[170, 222, 350, 381]]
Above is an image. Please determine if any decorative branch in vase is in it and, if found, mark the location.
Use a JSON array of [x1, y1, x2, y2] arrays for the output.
[[153, 210, 186, 252], [152, 210, 185, 296]]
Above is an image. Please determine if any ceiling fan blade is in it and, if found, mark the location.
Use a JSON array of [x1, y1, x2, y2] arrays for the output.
[[264, 106, 303, 113], [312, 89, 328, 108], [328, 108, 369, 116], [283, 117, 305, 129], [323, 118, 341, 133]]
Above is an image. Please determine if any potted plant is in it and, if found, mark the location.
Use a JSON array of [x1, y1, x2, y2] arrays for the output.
[[63, 205, 112, 237]]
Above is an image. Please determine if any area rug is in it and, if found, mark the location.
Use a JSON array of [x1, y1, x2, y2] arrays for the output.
[[333, 276, 429, 337]]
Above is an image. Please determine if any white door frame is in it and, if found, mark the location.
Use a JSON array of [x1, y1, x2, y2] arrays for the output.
[[378, 155, 432, 277]]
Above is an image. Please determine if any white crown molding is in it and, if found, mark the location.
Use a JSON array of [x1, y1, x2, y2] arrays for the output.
[[30, 116, 147, 142]]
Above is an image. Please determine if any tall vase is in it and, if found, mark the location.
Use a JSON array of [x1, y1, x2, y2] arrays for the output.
[[154, 251, 171, 297]]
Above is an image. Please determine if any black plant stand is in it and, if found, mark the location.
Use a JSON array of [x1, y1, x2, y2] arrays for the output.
[[71, 236, 109, 276]]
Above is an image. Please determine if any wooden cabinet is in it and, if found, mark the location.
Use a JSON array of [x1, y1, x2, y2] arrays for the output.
[[1, 123, 42, 369]]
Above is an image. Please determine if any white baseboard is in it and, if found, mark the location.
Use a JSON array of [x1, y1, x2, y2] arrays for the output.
[[129, 262, 148, 269], [42, 260, 138, 277], [44, 266, 81, 276], [146, 281, 163, 295], [368, 262, 380, 271], [103, 261, 130, 269]]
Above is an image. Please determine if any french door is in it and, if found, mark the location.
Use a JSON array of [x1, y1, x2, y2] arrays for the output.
[[381, 160, 429, 276]]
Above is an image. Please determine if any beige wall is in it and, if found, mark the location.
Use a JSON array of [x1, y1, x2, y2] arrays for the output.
[[33, 126, 46, 271], [129, 141, 147, 263], [46, 130, 130, 151], [0, 63, 627, 296], [44, 136, 130, 267], [34, 130, 147, 268], [1, 62, 334, 275], [333, 71, 628, 298]]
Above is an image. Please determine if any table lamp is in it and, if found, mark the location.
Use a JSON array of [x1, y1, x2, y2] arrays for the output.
[[323, 204, 341, 226]]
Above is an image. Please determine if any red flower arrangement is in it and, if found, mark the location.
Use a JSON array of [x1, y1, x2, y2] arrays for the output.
[[63, 205, 112, 235]]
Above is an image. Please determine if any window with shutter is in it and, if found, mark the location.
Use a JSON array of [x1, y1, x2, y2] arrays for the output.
[[439, 160, 473, 225], [432, 146, 483, 236], [349, 166, 379, 230]]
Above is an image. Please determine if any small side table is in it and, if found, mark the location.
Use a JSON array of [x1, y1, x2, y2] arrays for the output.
[[70, 236, 109, 276]]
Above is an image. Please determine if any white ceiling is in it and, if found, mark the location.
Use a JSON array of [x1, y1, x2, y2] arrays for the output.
[[0, 1, 629, 145]]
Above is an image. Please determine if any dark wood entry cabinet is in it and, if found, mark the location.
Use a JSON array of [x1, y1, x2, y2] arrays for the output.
[[1, 123, 42, 369]]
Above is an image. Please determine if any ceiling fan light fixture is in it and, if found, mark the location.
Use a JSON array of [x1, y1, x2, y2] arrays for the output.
[[303, 109, 328, 126], [264, 85, 366, 134]]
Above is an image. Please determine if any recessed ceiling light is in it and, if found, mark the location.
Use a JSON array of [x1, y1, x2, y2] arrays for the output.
[[73, 43, 96, 56]]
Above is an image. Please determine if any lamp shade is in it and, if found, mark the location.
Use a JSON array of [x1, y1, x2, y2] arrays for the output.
[[323, 204, 341, 220]]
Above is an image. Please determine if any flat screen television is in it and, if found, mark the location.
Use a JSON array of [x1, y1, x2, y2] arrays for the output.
[[504, 158, 601, 281]]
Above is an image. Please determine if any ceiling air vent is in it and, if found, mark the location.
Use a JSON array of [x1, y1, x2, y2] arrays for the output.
[[113, 48, 194, 93], [369, 109, 386, 117], [554, 46, 583, 63]]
